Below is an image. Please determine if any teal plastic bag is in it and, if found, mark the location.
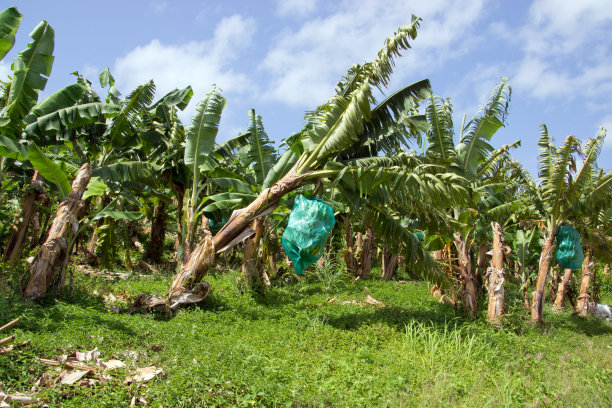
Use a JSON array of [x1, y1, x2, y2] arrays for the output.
[[282, 195, 336, 275], [555, 225, 584, 270]]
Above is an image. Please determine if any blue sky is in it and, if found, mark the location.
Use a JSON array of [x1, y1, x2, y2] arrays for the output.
[[3, 0, 611, 176]]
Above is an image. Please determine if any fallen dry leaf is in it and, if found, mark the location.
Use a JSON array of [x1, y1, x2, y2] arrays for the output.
[[76, 347, 100, 362], [60, 369, 89, 385], [102, 359, 126, 370], [7, 393, 35, 404], [133, 366, 164, 382], [365, 295, 385, 307]]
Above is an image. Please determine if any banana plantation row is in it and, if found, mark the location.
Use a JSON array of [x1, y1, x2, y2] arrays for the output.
[[0, 7, 609, 325]]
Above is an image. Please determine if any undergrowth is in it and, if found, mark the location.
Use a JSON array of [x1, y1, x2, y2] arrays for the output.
[[0, 264, 610, 407]]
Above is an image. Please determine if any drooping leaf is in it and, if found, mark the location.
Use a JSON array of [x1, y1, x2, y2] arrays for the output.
[[0, 20, 55, 137], [262, 149, 299, 190], [93, 209, 143, 221], [0, 134, 27, 160], [92, 161, 160, 185], [151, 86, 194, 112], [104, 80, 155, 146], [82, 176, 107, 200], [24, 83, 87, 123], [24, 102, 120, 138], [456, 79, 511, 179], [212, 177, 255, 194], [99, 67, 115, 88], [0, 7, 22, 61], [27, 142, 70, 198]]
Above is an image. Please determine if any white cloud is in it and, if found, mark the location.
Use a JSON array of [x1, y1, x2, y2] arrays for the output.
[[513, 0, 612, 106], [152, 1, 168, 16], [276, 0, 318, 18], [524, 0, 612, 55], [0, 61, 10, 81], [261, 0, 487, 107], [113, 15, 256, 100], [79, 64, 100, 80], [600, 116, 612, 149]]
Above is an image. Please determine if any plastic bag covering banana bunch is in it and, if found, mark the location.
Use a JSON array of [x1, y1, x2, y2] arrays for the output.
[[282, 195, 335, 275], [555, 225, 584, 270]]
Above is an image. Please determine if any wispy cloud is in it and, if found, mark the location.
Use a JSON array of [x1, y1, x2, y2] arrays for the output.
[[152, 1, 168, 16], [513, 0, 612, 108], [600, 116, 612, 150], [276, 0, 318, 18], [261, 0, 488, 107], [113, 15, 257, 118]]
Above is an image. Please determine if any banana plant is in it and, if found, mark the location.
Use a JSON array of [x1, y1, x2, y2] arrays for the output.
[[528, 127, 609, 324], [0, 7, 119, 266], [419, 79, 515, 316], [168, 17, 473, 305]]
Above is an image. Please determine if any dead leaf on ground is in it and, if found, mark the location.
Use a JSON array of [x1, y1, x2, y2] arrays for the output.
[[365, 295, 385, 307], [102, 359, 126, 370], [133, 366, 164, 382], [60, 369, 89, 385], [76, 347, 100, 362], [327, 296, 337, 303]]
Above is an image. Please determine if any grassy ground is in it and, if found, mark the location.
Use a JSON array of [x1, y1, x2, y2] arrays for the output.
[[0, 263, 610, 407]]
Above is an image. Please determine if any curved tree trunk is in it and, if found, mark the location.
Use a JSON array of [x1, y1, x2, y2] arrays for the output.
[[23, 164, 92, 301], [553, 268, 573, 310], [3, 171, 44, 265], [531, 228, 557, 324], [454, 235, 477, 315], [487, 222, 505, 323], [576, 247, 594, 315], [168, 174, 306, 302]]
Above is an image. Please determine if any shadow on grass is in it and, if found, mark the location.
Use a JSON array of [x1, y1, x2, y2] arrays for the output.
[[0, 285, 139, 338]]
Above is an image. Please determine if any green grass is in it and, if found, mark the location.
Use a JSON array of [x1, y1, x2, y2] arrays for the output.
[[0, 265, 611, 407]]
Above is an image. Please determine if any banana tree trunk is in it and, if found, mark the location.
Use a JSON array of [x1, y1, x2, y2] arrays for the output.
[[359, 225, 375, 279], [487, 222, 505, 323], [241, 217, 266, 294], [531, 228, 557, 324], [145, 200, 167, 263], [381, 245, 399, 280], [576, 247, 594, 315], [454, 236, 477, 315], [174, 183, 186, 263], [553, 268, 573, 310], [86, 195, 111, 265], [3, 171, 44, 265], [23, 164, 92, 301], [549, 265, 560, 300], [169, 174, 306, 302], [477, 241, 489, 283]]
